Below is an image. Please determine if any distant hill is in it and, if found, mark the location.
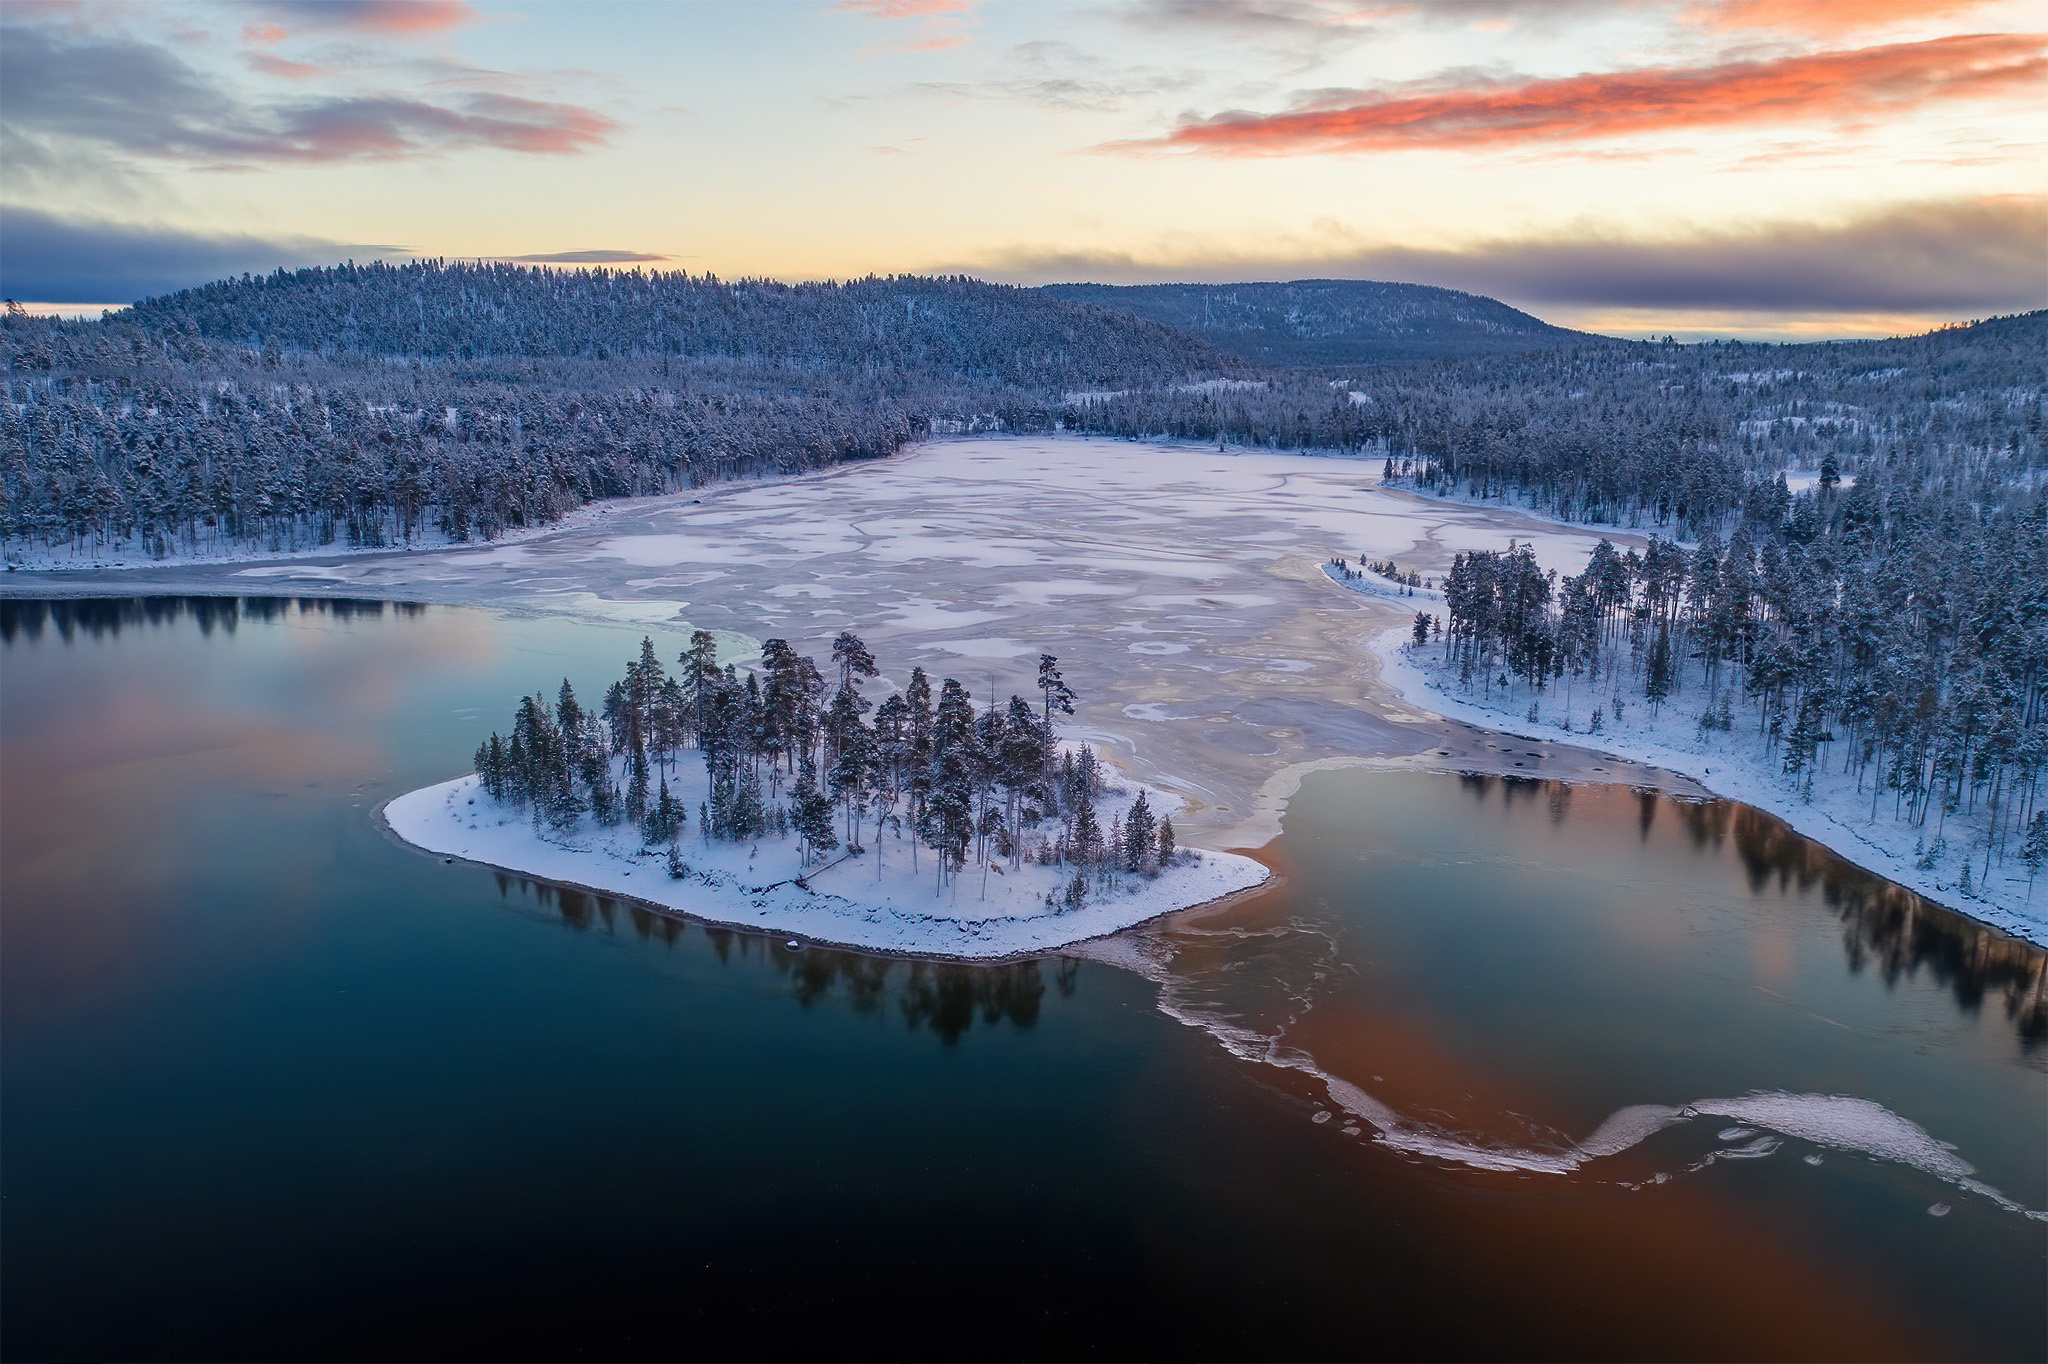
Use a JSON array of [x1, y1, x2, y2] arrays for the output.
[[124, 262, 1239, 391], [1039, 279, 1601, 367]]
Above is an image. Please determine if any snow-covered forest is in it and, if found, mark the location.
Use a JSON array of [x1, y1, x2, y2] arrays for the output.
[[1405, 495, 2048, 910], [6, 265, 2039, 570], [1073, 310, 2046, 537], [1044, 279, 1587, 366], [0, 264, 1234, 560], [476, 632, 1184, 905]]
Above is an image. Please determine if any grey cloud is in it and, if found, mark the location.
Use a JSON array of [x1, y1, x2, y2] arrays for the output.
[[1121, 0, 1606, 36], [0, 206, 401, 302], [0, 23, 616, 165], [872, 40, 1200, 114], [969, 198, 2048, 315]]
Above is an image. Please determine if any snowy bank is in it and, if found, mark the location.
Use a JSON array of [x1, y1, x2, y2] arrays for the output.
[[384, 767, 1270, 960], [1368, 626, 2048, 947]]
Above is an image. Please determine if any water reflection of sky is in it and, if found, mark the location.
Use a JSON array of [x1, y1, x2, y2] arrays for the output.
[[3, 598, 2042, 1361]]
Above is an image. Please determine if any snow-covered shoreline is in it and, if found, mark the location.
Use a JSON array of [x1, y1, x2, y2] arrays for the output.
[[383, 767, 1271, 961], [1366, 625, 2048, 947], [0, 490, 702, 574]]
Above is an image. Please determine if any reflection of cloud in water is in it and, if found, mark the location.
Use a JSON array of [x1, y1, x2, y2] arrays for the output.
[[1122, 774, 2048, 1220], [1141, 937, 2044, 1218]]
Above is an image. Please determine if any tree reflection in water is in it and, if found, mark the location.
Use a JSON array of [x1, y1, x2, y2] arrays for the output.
[[0, 595, 424, 642], [495, 873, 1077, 1044], [1458, 773, 2047, 1044]]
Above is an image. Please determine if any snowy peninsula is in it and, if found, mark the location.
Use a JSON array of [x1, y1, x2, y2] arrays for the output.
[[384, 629, 1268, 958], [1369, 606, 2048, 946]]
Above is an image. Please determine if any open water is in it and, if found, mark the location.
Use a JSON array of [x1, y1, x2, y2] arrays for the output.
[[3, 597, 2041, 1361]]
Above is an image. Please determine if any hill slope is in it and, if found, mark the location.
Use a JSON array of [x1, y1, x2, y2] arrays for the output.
[[126, 262, 1238, 391], [1040, 279, 1598, 367]]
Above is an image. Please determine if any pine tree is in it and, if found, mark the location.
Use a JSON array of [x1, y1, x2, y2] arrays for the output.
[[1124, 790, 1156, 874], [1644, 624, 1674, 712], [2021, 811, 2048, 903], [1038, 653, 1075, 731], [793, 760, 837, 864], [922, 678, 977, 886], [1071, 783, 1102, 869], [679, 629, 720, 745], [626, 743, 650, 826], [824, 681, 875, 845]]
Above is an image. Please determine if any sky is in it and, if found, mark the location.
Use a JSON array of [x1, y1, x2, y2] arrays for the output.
[[1, 0, 2043, 339]]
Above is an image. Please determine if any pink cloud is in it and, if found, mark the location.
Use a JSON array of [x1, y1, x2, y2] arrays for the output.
[[1121, 31, 2047, 155], [1686, 0, 2000, 36], [839, 0, 974, 16], [840, 0, 977, 55], [248, 51, 324, 79], [245, 1, 477, 38]]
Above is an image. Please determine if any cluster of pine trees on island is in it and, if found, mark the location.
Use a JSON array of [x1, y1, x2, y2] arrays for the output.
[[471, 632, 1186, 906], [1410, 470, 2048, 901]]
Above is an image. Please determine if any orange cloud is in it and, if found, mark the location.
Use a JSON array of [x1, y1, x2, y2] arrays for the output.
[[1687, 0, 1999, 36], [1132, 31, 2046, 154]]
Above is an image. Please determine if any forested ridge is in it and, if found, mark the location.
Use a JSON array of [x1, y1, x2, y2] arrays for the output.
[[1043, 279, 1591, 366], [1, 263, 1236, 560]]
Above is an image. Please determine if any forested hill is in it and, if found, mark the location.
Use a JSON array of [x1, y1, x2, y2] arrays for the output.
[[1067, 310, 2048, 538], [2, 264, 1239, 561], [1040, 279, 1595, 366], [123, 263, 1233, 389]]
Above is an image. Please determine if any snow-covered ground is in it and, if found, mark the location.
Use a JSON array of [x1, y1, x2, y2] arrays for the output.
[[1368, 626, 2048, 946], [1322, 559, 1445, 608], [0, 492, 666, 572], [384, 759, 1269, 960]]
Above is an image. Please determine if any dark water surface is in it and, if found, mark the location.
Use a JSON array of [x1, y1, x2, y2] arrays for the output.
[[3, 598, 2042, 1362]]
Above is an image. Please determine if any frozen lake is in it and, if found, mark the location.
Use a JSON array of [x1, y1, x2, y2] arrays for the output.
[[11, 437, 1698, 850]]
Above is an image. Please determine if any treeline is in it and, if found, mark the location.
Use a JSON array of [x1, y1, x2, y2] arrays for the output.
[[2, 265, 1234, 560], [1429, 472, 2048, 895], [474, 633, 1184, 902]]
